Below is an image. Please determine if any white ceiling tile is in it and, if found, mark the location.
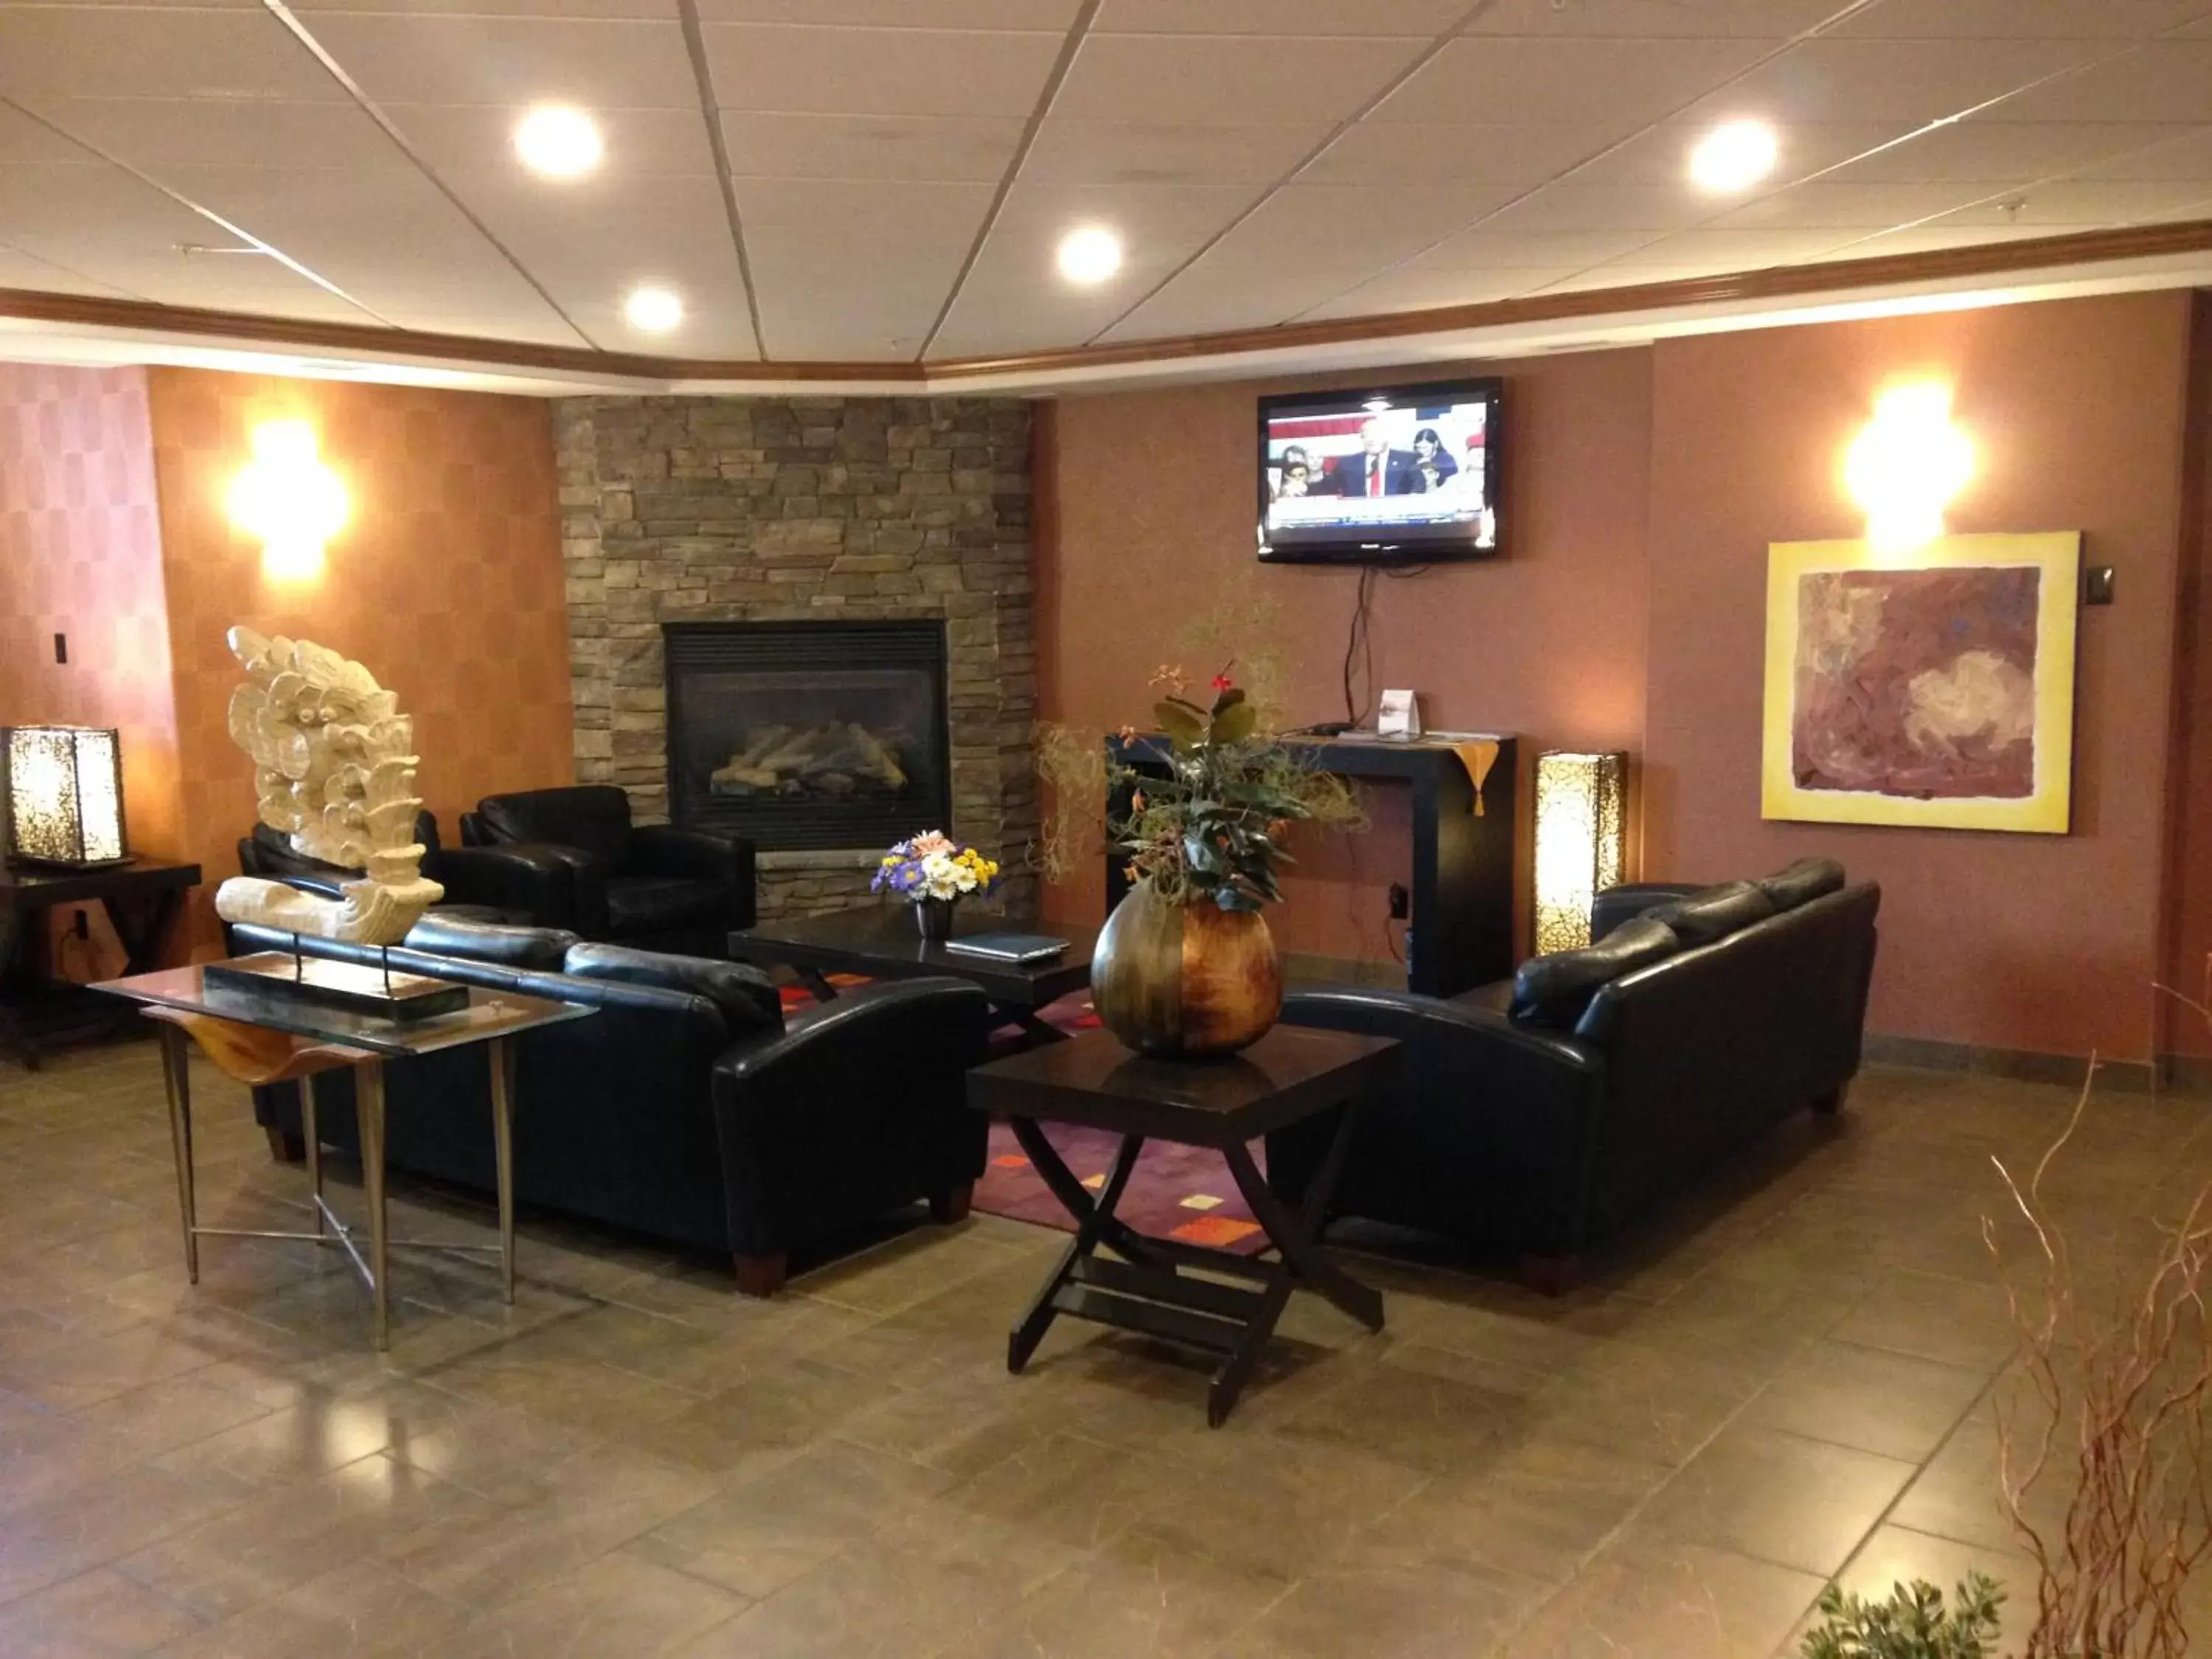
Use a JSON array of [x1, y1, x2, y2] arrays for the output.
[[0, 102, 91, 164], [1565, 119, 1910, 187], [1466, 0, 1849, 37], [1407, 225, 1671, 270], [701, 24, 1062, 117], [692, 0, 1081, 24], [145, 163, 577, 333], [38, 98, 403, 170], [1530, 262, 1726, 293], [1832, 220, 2077, 255], [1096, 0, 1466, 34], [1020, 120, 1326, 187], [2063, 125, 2212, 180], [1708, 178, 1993, 228], [1612, 226, 1855, 265], [1825, 119, 2205, 183], [0, 159, 242, 262], [1207, 181, 1523, 271], [0, 242, 137, 297], [1294, 266, 1569, 323], [1986, 42, 2212, 122], [987, 177, 1250, 240], [1940, 178, 2212, 223], [393, 105, 716, 175], [1301, 121, 1622, 187], [1472, 183, 1713, 232], [1834, 0, 2211, 38], [741, 178, 991, 357], [296, 14, 698, 108], [1054, 33, 1429, 127], [721, 112, 1023, 181], [1680, 36, 2127, 126], [0, 9, 342, 101], [372, 309, 591, 346], [292, 0, 677, 15], [1374, 35, 1778, 128], [1093, 263, 1380, 341]]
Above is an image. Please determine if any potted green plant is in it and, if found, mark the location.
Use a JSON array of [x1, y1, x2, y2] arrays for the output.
[[1042, 664, 1360, 1060], [1798, 1575, 2003, 1658]]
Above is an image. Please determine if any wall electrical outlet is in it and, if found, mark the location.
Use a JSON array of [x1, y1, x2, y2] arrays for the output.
[[1387, 882, 1409, 920]]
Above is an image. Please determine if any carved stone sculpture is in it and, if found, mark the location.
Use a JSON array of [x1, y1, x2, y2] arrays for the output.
[[212, 626, 443, 945]]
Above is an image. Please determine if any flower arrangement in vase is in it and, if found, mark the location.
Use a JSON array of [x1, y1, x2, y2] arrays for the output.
[[872, 830, 999, 942], [1039, 664, 1362, 1059]]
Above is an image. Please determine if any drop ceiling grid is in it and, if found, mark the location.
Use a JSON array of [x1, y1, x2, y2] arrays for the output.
[[0, 0, 2208, 364]]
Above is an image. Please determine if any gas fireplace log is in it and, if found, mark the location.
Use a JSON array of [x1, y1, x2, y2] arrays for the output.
[[709, 720, 910, 797]]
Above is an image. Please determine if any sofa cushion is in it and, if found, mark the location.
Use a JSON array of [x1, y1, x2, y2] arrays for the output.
[[1510, 917, 1682, 1030], [1641, 879, 1778, 947], [1758, 856, 1846, 913], [405, 913, 577, 971], [604, 874, 728, 938], [563, 942, 782, 1036], [479, 785, 633, 868]]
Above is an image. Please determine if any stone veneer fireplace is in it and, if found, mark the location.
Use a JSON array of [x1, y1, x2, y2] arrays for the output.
[[556, 394, 1036, 919]]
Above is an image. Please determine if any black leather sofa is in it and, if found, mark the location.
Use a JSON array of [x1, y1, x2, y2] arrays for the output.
[[236, 810, 571, 928], [1267, 858, 1879, 1290], [459, 785, 756, 956], [241, 917, 990, 1295]]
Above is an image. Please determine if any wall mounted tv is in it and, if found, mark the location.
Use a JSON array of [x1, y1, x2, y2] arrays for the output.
[[1257, 377, 1503, 566]]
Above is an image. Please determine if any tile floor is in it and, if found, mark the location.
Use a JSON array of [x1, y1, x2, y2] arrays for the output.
[[1, 1037, 2207, 1658]]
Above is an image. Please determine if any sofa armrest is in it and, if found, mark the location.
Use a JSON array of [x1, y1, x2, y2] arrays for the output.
[[1273, 986, 1610, 1256], [709, 978, 991, 1255], [1590, 882, 1703, 942], [428, 843, 579, 928], [633, 825, 757, 927]]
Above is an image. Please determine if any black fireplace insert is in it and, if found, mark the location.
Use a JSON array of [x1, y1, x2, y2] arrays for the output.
[[664, 620, 951, 852]]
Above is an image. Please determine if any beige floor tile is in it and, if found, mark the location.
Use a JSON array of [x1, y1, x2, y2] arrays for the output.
[[1634, 1422, 1918, 1577], [441, 1548, 750, 1659], [1218, 1559, 1539, 1659], [1742, 1338, 1992, 1462], [1498, 1537, 1825, 1659], [0, 1566, 206, 1658]]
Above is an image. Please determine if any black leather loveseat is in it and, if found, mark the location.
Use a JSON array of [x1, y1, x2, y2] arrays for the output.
[[1267, 858, 1879, 1289], [242, 917, 990, 1294], [459, 785, 756, 956]]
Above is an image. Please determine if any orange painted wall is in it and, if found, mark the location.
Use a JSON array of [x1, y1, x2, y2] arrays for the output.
[[1040, 290, 2208, 1064], [145, 368, 575, 954], [1644, 293, 2193, 1062], [1040, 349, 1655, 966], [2166, 293, 2212, 1060], [0, 364, 182, 862]]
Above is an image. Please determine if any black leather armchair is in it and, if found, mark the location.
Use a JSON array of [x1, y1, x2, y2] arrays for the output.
[[234, 810, 572, 928], [460, 785, 756, 956], [240, 922, 989, 1294], [1269, 870, 1879, 1290]]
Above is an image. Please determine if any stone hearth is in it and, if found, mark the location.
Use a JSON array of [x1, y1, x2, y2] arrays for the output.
[[557, 394, 1037, 919]]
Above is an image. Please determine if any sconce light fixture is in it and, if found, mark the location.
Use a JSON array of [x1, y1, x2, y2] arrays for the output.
[[1844, 383, 1973, 552], [1534, 751, 1627, 954], [228, 420, 347, 582], [1, 725, 129, 867]]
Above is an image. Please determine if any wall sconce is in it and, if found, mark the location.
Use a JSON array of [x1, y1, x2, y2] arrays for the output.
[[1844, 383, 1974, 552], [1534, 751, 1627, 954], [1, 726, 129, 867], [228, 420, 347, 582]]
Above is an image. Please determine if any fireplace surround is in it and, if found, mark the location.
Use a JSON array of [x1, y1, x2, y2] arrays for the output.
[[557, 394, 1036, 919]]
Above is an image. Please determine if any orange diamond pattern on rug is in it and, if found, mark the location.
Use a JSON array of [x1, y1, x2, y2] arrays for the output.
[[1171, 1214, 1262, 1248]]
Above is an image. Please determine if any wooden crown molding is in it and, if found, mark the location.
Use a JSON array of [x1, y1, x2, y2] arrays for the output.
[[7, 218, 2211, 392]]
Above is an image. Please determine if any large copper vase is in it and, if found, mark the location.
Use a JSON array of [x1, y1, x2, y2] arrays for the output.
[[1091, 879, 1282, 1060]]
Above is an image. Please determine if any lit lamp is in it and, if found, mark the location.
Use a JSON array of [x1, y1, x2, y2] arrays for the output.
[[1844, 383, 1973, 552], [1, 725, 129, 867], [227, 420, 347, 582], [1534, 751, 1627, 955]]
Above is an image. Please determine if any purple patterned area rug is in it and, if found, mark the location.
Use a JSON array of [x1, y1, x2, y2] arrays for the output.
[[976, 1120, 1270, 1256]]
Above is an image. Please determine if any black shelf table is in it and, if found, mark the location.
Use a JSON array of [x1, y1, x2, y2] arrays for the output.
[[0, 859, 200, 1068], [967, 1023, 1398, 1425]]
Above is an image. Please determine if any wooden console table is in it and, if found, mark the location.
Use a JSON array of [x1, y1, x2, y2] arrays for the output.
[[1107, 734, 1517, 999], [0, 859, 200, 1069]]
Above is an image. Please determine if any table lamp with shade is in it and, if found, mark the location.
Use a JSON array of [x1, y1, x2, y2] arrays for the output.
[[1, 725, 131, 868]]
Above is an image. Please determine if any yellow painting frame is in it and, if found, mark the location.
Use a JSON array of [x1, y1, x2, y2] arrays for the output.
[[1761, 532, 2081, 834]]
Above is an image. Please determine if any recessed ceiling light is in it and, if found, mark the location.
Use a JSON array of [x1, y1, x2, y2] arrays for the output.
[[1056, 226, 1122, 285], [515, 105, 603, 179], [1688, 119, 1778, 194], [625, 285, 684, 333]]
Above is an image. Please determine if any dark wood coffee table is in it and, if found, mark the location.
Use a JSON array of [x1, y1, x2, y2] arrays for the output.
[[966, 1023, 1397, 1425], [730, 905, 1098, 1044], [1, 859, 200, 1068]]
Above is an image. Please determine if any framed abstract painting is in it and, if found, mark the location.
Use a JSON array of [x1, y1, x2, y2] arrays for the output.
[[1761, 532, 2081, 834]]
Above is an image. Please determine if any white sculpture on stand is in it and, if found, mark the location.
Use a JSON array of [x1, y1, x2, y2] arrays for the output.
[[212, 627, 443, 946]]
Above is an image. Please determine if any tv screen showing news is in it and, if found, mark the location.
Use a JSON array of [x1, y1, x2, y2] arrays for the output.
[[1257, 377, 1502, 564]]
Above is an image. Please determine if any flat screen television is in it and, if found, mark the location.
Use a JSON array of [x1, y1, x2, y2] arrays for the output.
[[1256, 376, 1503, 565]]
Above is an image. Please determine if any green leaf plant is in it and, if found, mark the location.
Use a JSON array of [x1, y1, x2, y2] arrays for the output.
[[1800, 1575, 2005, 1659]]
